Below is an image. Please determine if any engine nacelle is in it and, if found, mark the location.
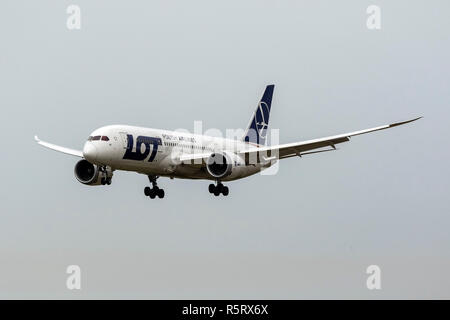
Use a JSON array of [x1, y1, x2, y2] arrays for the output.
[[74, 159, 112, 186], [206, 151, 240, 179]]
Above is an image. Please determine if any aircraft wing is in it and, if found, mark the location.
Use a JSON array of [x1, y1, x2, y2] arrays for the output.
[[34, 135, 83, 158], [179, 117, 422, 164], [241, 117, 422, 160]]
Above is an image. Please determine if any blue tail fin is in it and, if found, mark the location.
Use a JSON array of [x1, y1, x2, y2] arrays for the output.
[[242, 84, 275, 146]]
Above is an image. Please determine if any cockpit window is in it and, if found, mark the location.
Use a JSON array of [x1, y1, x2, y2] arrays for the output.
[[87, 136, 93, 141], [101, 136, 109, 141], [92, 136, 101, 141]]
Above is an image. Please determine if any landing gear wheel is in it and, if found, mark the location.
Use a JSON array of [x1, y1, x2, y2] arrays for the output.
[[99, 166, 113, 185], [222, 186, 229, 196], [209, 182, 229, 196], [146, 175, 165, 199]]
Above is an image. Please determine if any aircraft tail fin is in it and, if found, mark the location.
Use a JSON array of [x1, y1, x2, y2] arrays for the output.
[[242, 84, 275, 146]]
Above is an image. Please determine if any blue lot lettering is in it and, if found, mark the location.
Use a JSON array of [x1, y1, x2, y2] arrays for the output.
[[123, 134, 161, 162]]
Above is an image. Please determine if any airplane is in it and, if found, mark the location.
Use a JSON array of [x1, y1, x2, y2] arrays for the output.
[[35, 85, 421, 199]]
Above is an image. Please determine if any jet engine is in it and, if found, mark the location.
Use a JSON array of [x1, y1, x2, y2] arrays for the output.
[[206, 152, 234, 179], [74, 159, 112, 185]]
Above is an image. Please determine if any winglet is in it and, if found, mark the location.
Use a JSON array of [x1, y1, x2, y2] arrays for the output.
[[34, 135, 40, 142], [389, 116, 423, 128]]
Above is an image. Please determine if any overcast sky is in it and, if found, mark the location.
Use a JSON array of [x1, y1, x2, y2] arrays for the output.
[[0, 0, 449, 298]]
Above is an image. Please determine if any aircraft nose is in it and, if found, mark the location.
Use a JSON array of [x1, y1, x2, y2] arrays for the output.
[[83, 142, 98, 162]]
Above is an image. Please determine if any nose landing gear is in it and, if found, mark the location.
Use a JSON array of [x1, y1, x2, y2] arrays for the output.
[[144, 175, 165, 199], [101, 177, 112, 185], [100, 166, 112, 185], [208, 182, 229, 196]]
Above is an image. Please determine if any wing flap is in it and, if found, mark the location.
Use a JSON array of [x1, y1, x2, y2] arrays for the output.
[[277, 136, 350, 158]]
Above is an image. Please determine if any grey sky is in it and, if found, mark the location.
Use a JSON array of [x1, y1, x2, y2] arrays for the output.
[[0, 0, 449, 298]]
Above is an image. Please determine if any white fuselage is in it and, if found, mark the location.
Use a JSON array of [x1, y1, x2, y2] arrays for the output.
[[83, 125, 271, 181]]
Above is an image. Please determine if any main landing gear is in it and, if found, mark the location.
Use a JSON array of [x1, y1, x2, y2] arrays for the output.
[[144, 175, 165, 199], [208, 182, 229, 196]]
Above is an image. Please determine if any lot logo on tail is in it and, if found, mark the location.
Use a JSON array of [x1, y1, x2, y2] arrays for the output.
[[255, 101, 270, 139], [243, 84, 274, 146]]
